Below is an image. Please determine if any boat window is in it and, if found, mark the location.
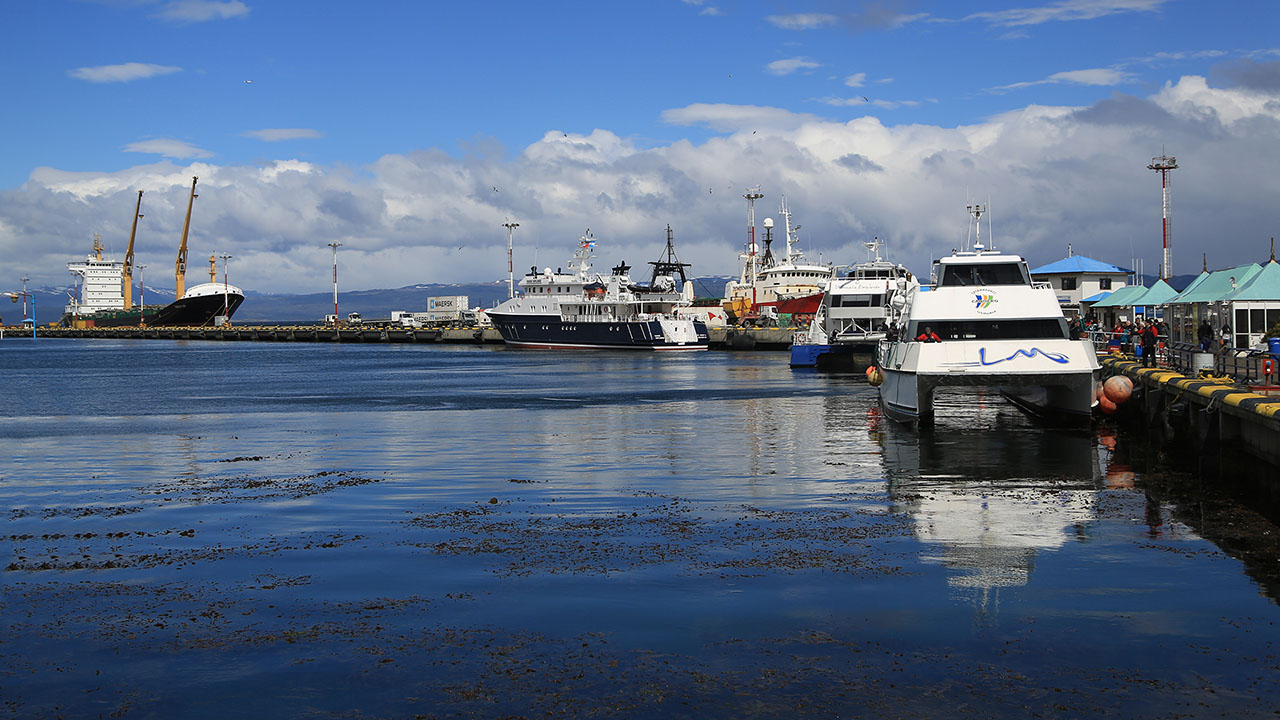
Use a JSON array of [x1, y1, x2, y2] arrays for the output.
[[907, 318, 1069, 340], [833, 293, 885, 307], [938, 263, 1028, 287]]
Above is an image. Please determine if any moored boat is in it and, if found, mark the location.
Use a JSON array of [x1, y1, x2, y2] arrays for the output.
[[873, 205, 1099, 425], [722, 191, 834, 326], [791, 237, 918, 369], [487, 227, 709, 351]]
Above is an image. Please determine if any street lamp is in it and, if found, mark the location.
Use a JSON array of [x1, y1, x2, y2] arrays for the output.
[[503, 219, 519, 299], [137, 264, 147, 326], [220, 253, 232, 326], [327, 241, 342, 325], [20, 275, 29, 324], [6, 290, 36, 339]]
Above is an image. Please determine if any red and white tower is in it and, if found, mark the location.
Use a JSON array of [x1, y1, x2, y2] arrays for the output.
[[743, 186, 764, 284], [1147, 154, 1178, 280]]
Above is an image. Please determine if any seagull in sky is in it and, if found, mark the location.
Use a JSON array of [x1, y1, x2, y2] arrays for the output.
[[492, 186, 498, 193], [244, 79, 253, 84]]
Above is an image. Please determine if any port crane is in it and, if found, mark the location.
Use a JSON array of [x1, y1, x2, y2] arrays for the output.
[[122, 190, 143, 309], [174, 176, 198, 298]]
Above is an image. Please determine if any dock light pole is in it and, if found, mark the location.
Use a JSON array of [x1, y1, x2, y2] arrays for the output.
[[328, 241, 342, 325], [220, 253, 232, 326], [503, 219, 519, 299], [137, 265, 147, 326], [20, 275, 29, 324], [6, 290, 36, 339]]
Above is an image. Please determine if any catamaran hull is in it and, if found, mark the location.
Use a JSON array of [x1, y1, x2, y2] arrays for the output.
[[878, 366, 1096, 426], [489, 313, 709, 350]]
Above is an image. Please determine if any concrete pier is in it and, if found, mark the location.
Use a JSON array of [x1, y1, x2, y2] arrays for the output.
[[5, 325, 796, 350], [1100, 356, 1280, 466]]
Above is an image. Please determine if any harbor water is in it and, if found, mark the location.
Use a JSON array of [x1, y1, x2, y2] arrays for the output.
[[3, 339, 1278, 718]]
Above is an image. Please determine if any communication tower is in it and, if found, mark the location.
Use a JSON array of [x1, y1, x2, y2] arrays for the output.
[[743, 186, 764, 284], [1147, 154, 1178, 279]]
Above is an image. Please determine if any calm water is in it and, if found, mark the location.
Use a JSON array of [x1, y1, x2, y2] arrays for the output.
[[2, 339, 1277, 719]]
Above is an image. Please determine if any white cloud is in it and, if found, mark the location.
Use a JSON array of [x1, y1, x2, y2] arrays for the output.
[[961, 0, 1168, 27], [69, 62, 182, 83], [242, 128, 326, 142], [153, 0, 249, 22], [766, 57, 821, 76], [844, 73, 867, 88], [766, 13, 838, 30], [5, 75, 1280, 296], [124, 139, 214, 159], [993, 67, 1135, 92]]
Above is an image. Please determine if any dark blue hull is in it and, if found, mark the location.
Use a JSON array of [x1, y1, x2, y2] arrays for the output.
[[489, 314, 709, 350]]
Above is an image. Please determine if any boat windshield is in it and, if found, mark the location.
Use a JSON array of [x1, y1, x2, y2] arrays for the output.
[[908, 318, 1069, 341], [937, 262, 1028, 287]]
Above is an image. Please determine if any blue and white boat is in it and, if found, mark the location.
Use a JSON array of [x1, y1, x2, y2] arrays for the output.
[[791, 238, 916, 369], [487, 229, 709, 351], [875, 205, 1099, 425]]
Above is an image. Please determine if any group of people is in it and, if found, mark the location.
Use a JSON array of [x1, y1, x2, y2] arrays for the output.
[[1198, 319, 1232, 352], [1103, 317, 1167, 367]]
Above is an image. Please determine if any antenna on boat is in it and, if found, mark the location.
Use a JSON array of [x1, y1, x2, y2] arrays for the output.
[[967, 203, 987, 253]]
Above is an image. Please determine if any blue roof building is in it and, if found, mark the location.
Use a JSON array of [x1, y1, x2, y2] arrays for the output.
[[1029, 254, 1132, 317]]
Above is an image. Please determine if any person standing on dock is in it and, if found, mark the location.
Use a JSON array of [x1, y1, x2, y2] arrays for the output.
[[1198, 319, 1213, 352], [1141, 320, 1158, 367]]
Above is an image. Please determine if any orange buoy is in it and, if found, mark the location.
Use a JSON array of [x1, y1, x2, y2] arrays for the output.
[[1103, 376, 1132, 404], [866, 366, 884, 387], [1098, 394, 1117, 414]]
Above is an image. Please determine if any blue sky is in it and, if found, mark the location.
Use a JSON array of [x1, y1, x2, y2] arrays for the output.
[[3, 0, 1279, 296]]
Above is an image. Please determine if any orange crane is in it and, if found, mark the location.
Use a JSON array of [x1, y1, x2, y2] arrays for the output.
[[174, 176, 198, 298], [122, 190, 143, 309]]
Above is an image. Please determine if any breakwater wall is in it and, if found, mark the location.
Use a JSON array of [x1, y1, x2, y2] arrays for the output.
[[1100, 356, 1280, 467], [2, 325, 794, 350]]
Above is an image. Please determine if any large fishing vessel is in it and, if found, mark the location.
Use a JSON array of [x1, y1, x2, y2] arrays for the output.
[[59, 177, 244, 328], [722, 190, 834, 325], [791, 238, 917, 369], [487, 227, 709, 350], [873, 205, 1099, 425]]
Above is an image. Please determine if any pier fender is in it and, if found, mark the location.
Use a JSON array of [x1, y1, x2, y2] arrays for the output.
[[1196, 405, 1221, 448]]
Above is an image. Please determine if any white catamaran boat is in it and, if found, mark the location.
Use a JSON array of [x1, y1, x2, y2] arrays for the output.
[[487, 228, 709, 350], [874, 205, 1099, 425]]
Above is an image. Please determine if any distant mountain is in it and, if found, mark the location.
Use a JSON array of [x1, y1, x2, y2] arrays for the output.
[[8, 277, 734, 327]]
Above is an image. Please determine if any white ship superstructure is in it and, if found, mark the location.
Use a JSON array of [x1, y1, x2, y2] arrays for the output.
[[723, 193, 834, 322], [65, 235, 125, 316], [875, 205, 1099, 425]]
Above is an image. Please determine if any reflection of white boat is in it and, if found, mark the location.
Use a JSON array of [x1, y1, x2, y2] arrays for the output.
[[876, 393, 1101, 590], [875, 205, 1099, 425], [790, 238, 917, 369]]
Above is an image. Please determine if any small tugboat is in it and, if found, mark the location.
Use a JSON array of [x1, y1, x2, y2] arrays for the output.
[[487, 227, 709, 350], [790, 237, 917, 370], [873, 204, 1099, 425]]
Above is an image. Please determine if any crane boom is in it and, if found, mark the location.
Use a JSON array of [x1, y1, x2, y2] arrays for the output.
[[175, 176, 198, 299], [123, 190, 143, 309]]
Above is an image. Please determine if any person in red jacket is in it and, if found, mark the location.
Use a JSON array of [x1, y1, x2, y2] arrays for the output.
[[916, 326, 941, 342]]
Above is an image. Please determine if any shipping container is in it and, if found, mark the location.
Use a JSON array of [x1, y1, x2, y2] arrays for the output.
[[426, 295, 469, 321]]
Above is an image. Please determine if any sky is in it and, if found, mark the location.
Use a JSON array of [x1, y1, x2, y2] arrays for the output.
[[2, 0, 1279, 298]]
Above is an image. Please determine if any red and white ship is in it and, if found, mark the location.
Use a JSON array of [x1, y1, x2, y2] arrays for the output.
[[722, 190, 833, 325]]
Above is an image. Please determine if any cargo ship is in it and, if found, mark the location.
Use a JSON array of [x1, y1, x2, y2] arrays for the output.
[[487, 227, 709, 350], [60, 177, 244, 328]]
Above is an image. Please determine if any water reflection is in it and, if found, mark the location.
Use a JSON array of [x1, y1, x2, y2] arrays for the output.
[[871, 389, 1100, 594]]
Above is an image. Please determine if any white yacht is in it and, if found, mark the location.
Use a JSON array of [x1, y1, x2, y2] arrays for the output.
[[790, 238, 917, 368], [487, 228, 709, 351], [875, 205, 1099, 425]]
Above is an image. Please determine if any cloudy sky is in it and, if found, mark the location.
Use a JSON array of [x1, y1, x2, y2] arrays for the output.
[[2, 0, 1279, 296]]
